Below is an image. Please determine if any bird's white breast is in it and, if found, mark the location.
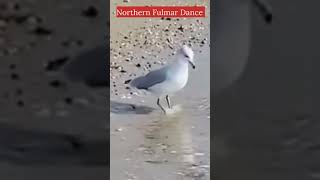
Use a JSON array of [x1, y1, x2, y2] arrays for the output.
[[167, 62, 189, 91]]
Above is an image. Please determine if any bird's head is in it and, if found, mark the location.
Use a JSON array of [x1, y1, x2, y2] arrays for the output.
[[178, 45, 195, 69]]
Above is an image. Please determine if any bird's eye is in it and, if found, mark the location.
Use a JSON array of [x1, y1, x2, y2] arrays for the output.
[[185, 55, 189, 58]]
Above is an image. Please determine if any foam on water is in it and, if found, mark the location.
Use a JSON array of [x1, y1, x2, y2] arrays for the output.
[[165, 105, 182, 115]]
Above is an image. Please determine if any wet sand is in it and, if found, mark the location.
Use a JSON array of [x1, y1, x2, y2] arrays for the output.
[[0, 0, 108, 179], [110, 0, 210, 179]]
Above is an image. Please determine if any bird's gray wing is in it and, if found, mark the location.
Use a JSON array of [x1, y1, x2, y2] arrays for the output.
[[130, 67, 168, 90]]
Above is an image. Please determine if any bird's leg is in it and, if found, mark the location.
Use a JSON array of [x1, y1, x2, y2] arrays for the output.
[[165, 95, 172, 109], [157, 98, 166, 113], [253, 0, 273, 24]]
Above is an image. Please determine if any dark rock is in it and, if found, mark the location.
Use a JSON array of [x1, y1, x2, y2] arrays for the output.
[[31, 26, 52, 36], [178, 25, 184, 32], [49, 80, 65, 88], [124, 79, 131, 84], [10, 73, 20, 80], [64, 97, 73, 105], [82, 6, 98, 18], [45, 56, 70, 71], [9, 64, 16, 70], [17, 100, 24, 107]]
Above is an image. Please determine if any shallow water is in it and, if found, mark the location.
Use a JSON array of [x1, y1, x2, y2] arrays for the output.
[[110, 46, 210, 179]]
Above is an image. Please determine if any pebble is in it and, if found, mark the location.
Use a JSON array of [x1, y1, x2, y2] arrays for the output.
[[64, 97, 73, 105], [116, 128, 123, 132], [32, 26, 52, 36], [11, 73, 20, 80], [49, 80, 65, 88], [194, 152, 205, 156], [17, 100, 24, 107], [124, 79, 131, 84], [82, 6, 98, 18], [170, 150, 177, 154], [45, 56, 69, 71]]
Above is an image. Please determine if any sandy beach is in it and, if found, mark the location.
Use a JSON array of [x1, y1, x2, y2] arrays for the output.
[[110, 0, 210, 179]]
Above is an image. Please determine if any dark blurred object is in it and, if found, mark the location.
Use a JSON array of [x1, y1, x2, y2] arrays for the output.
[[253, 0, 273, 24], [62, 45, 109, 88], [213, 0, 272, 96], [214, 0, 319, 179]]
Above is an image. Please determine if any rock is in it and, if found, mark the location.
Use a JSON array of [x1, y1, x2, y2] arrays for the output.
[[16, 100, 25, 107], [116, 128, 123, 132], [124, 79, 131, 84], [82, 6, 98, 18], [45, 56, 69, 72]]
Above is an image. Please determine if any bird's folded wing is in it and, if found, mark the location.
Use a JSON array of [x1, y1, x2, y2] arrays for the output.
[[130, 68, 168, 89]]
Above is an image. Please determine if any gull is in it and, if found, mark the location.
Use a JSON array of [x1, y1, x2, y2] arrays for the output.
[[213, 0, 272, 95], [130, 45, 196, 113]]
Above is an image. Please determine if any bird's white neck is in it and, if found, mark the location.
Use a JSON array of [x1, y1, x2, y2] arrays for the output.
[[165, 58, 188, 77]]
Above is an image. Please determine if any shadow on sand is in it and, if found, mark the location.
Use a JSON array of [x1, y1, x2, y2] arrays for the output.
[[110, 101, 155, 115], [0, 123, 108, 166]]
